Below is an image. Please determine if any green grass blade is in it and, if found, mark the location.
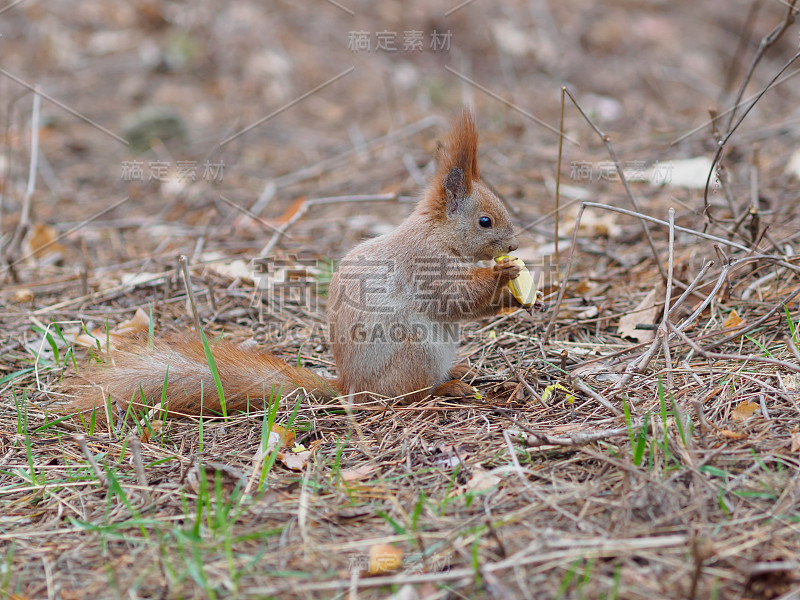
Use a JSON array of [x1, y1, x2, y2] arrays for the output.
[[199, 329, 227, 419]]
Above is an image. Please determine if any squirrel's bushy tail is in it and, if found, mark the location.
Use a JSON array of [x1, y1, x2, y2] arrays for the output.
[[62, 334, 340, 419]]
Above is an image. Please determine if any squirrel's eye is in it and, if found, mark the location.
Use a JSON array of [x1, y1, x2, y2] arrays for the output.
[[478, 216, 493, 228]]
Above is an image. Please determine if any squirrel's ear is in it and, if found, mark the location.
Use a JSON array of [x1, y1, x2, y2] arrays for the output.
[[443, 166, 466, 215], [444, 108, 479, 188], [424, 108, 481, 219]]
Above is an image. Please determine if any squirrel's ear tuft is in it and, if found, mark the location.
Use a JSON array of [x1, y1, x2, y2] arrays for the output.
[[425, 108, 480, 218], [442, 108, 479, 191]]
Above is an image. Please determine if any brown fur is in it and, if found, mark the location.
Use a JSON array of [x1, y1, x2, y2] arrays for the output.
[[433, 379, 476, 397], [424, 108, 480, 220], [64, 334, 339, 420], [328, 108, 521, 402], [61, 108, 523, 420]]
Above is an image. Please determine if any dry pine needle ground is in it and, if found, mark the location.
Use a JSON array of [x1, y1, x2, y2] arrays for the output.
[[2, 1, 800, 598]]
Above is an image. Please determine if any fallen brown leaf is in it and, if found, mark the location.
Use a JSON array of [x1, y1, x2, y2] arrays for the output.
[[791, 428, 800, 452], [465, 467, 501, 493], [271, 424, 295, 448], [141, 420, 164, 443], [731, 400, 759, 421], [278, 450, 311, 471], [718, 429, 748, 440], [724, 309, 743, 329], [74, 331, 125, 351], [23, 223, 66, 261], [74, 307, 152, 350], [341, 464, 375, 482], [116, 307, 151, 335], [368, 544, 403, 575], [11, 288, 34, 303], [617, 287, 661, 343]]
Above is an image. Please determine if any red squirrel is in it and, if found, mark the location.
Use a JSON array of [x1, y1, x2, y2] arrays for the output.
[[65, 109, 525, 418]]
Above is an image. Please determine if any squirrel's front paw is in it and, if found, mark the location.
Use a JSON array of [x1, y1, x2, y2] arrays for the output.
[[493, 257, 522, 282], [434, 379, 481, 398]]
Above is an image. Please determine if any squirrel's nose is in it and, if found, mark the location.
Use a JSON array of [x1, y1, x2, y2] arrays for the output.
[[507, 238, 519, 253]]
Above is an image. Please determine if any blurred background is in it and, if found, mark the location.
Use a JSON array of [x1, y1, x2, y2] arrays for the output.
[[0, 0, 798, 283]]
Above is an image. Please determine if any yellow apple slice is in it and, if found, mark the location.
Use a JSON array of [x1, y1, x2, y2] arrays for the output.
[[495, 255, 538, 307]]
